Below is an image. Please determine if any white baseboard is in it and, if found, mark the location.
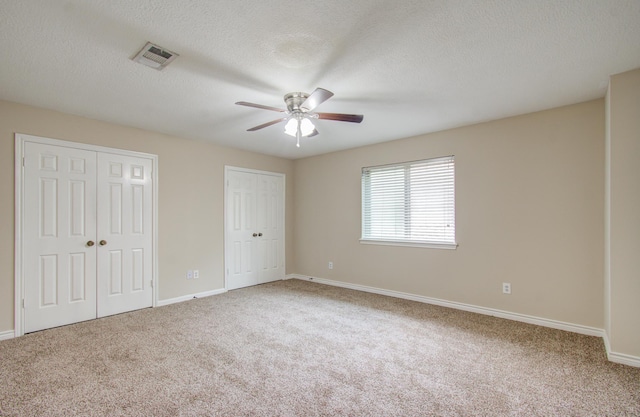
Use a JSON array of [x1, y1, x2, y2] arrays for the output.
[[287, 274, 640, 367], [607, 352, 640, 368], [286, 274, 604, 337], [603, 333, 640, 367], [156, 288, 227, 307], [0, 330, 15, 341]]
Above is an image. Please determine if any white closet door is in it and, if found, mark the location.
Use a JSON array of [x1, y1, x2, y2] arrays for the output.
[[96, 153, 153, 317], [256, 174, 285, 284], [225, 168, 285, 290], [20, 137, 156, 334], [226, 170, 259, 290], [23, 143, 98, 333]]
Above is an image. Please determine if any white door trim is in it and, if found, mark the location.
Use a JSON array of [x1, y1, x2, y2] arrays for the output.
[[14, 133, 159, 336], [224, 166, 286, 290]]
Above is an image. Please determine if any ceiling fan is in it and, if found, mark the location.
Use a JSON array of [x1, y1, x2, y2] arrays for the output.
[[235, 88, 364, 148]]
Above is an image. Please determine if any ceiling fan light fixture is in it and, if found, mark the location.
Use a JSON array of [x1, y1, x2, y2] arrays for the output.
[[300, 117, 315, 136], [284, 117, 315, 137], [284, 118, 298, 137]]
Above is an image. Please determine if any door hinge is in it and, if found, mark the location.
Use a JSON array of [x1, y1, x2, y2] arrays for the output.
[[150, 280, 153, 288], [22, 299, 25, 309], [226, 268, 229, 276], [22, 157, 25, 167]]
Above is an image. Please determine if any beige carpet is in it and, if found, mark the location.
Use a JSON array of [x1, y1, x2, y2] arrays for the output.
[[1, 279, 638, 416]]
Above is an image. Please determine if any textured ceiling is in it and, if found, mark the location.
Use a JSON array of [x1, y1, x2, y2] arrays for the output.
[[1, 1, 639, 159]]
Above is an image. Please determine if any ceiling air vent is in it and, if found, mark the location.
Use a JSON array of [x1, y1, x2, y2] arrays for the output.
[[132, 42, 178, 70]]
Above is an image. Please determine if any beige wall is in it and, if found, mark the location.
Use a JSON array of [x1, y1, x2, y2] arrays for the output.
[[293, 100, 605, 328], [606, 68, 640, 358], [0, 100, 295, 333], [0, 97, 615, 342]]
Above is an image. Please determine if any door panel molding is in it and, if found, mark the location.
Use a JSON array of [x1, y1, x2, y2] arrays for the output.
[[14, 133, 159, 336]]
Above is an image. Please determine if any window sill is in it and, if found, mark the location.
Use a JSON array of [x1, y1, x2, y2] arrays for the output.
[[359, 239, 458, 250]]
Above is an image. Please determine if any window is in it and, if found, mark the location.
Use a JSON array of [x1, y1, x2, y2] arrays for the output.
[[361, 155, 456, 249]]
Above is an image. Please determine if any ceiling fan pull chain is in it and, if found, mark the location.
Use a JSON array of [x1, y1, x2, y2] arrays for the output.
[[296, 119, 302, 147]]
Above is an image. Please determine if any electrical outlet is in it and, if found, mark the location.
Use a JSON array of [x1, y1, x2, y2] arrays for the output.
[[187, 270, 193, 280], [502, 282, 511, 294], [328, 261, 333, 270], [193, 270, 199, 279]]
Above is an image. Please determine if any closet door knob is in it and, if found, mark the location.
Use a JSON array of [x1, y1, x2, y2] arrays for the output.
[[87, 241, 95, 247], [253, 233, 258, 237], [99, 240, 107, 246], [258, 233, 263, 237]]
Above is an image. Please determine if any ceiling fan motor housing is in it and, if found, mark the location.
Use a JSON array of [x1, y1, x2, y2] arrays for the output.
[[284, 92, 310, 113]]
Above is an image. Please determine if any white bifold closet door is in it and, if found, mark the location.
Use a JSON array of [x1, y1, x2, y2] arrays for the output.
[[225, 168, 285, 290], [23, 142, 153, 333]]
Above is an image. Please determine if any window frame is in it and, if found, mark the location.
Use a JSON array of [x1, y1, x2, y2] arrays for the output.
[[360, 156, 457, 250]]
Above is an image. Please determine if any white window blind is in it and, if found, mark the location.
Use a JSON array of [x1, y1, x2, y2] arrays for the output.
[[361, 155, 456, 248]]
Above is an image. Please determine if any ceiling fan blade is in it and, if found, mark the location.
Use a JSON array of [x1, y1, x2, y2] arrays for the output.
[[236, 101, 285, 112], [316, 112, 364, 123], [247, 118, 287, 131], [300, 88, 334, 111]]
